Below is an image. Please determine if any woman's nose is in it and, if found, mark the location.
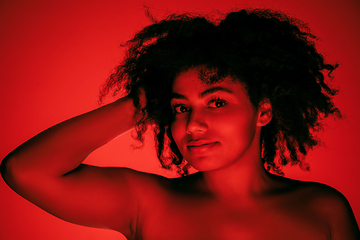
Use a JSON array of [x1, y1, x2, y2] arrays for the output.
[[186, 109, 208, 134]]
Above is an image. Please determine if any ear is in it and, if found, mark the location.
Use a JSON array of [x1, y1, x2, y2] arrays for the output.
[[256, 99, 272, 127]]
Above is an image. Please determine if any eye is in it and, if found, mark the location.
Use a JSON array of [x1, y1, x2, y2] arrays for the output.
[[172, 104, 189, 114], [207, 98, 227, 108]]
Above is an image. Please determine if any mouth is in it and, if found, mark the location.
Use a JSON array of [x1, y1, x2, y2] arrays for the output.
[[187, 141, 218, 153]]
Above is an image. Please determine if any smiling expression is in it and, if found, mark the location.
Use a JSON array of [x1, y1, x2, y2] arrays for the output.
[[170, 67, 264, 172]]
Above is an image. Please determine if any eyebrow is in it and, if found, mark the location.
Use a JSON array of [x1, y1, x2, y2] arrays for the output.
[[171, 86, 233, 100]]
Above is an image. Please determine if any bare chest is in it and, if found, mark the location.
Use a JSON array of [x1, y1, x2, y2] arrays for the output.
[[137, 195, 329, 240]]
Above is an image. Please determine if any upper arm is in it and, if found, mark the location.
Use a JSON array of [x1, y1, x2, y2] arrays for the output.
[[2, 162, 165, 239]]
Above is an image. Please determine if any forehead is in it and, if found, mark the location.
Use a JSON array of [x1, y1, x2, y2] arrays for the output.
[[172, 67, 246, 96]]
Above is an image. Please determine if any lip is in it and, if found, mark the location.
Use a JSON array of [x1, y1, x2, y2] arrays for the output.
[[187, 140, 218, 153]]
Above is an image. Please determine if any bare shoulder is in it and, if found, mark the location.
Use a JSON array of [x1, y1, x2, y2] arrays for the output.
[[123, 170, 203, 203], [309, 182, 359, 239], [120, 167, 171, 192], [109, 167, 173, 203], [280, 178, 360, 240]]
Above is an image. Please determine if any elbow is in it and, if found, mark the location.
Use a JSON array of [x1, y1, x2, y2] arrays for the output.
[[0, 152, 28, 188], [1, 153, 17, 185]]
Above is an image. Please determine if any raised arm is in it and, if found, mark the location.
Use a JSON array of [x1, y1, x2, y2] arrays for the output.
[[0, 96, 150, 238]]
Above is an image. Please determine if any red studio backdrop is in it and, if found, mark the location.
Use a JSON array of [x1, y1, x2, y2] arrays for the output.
[[0, 0, 359, 239]]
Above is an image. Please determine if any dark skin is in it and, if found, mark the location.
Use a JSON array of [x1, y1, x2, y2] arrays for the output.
[[137, 172, 354, 240], [1, 68, 359, 240]]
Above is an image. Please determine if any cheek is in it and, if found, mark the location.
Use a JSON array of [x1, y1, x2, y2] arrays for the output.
[[217, 112, 257, 143]]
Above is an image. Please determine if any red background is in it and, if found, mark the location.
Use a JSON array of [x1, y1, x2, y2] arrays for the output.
[[0, 0, 359, 239]]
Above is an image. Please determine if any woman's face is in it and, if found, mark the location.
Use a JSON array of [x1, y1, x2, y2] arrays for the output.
[[170, 68, 262, 172]]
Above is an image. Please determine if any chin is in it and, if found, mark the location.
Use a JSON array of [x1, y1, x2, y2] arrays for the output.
[[186, 158, 228, 172]]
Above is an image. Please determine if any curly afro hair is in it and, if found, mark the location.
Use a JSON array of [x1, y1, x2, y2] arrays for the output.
[[99, 8, 341, 176]]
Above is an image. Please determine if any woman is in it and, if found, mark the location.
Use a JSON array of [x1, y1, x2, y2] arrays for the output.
[[1, 8, 359, 240]]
